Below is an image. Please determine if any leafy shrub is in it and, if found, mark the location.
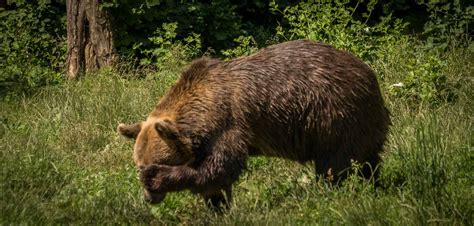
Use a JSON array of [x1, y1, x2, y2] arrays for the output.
[[378, 0, 472, 105], [109, 0, 244, 54], [386, 46, 457, 104], [134, 22, 201, 71], [221, 35, 259, 59], [421, 0, 473, 51], [271, 0, 407, 62], [0, 5, 66, 95]]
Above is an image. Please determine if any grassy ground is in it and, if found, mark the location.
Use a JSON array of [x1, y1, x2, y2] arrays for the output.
[[1, 47, 472, 225]]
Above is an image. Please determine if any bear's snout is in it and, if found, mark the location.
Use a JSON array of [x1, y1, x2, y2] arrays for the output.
[[138, 165, 166, 204], [143, 188, 166, 204]]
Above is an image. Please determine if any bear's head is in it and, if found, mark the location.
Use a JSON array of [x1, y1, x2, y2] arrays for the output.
[[117, 118, 194, 203]]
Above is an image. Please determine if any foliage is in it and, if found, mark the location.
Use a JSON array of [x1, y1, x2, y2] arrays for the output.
[[376, 0, 473, 105], [221, 35, 259, 59], [0, 4, 66, 95], [2, 0, 470, 105], [402, 0, 472, 104], [420, 0, 473, 51], [107, 0, 245, 55], [271, 0, 408, 62], [385, 46, 457, 105], [134, 22, 202, 71]]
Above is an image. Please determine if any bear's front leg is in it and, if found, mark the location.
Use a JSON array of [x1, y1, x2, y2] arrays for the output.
[[141, 128, 248, 209], [202, 186, 232, 211], [140, 164, 197, 194]]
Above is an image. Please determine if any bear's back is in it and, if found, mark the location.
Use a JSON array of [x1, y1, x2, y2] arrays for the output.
[[221, 40, 389, 162]]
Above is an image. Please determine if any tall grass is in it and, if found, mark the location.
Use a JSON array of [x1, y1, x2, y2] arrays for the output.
[[1, 47, 472, 224]]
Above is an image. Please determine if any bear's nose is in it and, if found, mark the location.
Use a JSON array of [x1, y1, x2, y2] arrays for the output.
[[143, 189, 166, 204], [137, 165, 145, 173]]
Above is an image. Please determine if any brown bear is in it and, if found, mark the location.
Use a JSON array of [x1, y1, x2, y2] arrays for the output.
[[118, 40, 390, 209]]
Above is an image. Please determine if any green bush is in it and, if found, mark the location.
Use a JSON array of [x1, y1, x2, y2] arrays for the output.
[[134, 22, 201, 71], [376, 0, 473, 105], [381, 43, 458, 105], [271, 0, 407, 62], [421, 0, 473, 51], [0, 5, 66, 95], [221, 35, 259, 59], [109, 0, 244, 54]]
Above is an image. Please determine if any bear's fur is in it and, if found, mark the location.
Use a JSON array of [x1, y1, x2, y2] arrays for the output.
[[118, 40, 390, 208]]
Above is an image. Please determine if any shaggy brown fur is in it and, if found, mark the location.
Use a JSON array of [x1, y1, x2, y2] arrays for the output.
[[118, 40, 390, 209]]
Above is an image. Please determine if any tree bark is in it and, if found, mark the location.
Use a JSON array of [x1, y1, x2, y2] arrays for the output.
[[66, 0, 85, 80], [66, 0, 116, 80]]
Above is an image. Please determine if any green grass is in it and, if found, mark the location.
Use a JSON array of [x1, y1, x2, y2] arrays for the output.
[[1, 48, 473, 225]]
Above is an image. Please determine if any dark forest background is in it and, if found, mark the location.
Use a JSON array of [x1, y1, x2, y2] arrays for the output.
[[1, 0, 472, 96]]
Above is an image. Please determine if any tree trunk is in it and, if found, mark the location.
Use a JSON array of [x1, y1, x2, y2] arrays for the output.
[[66, 0, 116, 80]]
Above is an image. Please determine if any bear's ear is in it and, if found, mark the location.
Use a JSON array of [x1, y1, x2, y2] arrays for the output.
[[117, 122, 142, 139], [154, 119, 180, 143]]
